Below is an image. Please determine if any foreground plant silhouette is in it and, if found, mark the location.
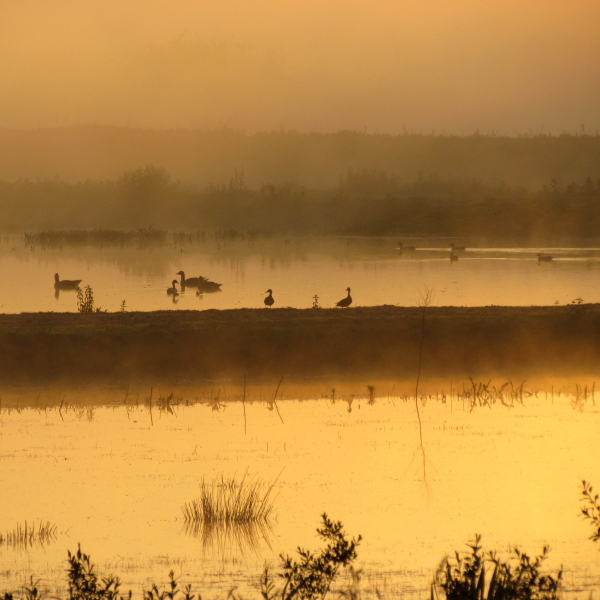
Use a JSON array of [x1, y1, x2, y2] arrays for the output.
[[67, 545, 130, 600], [580, 479, 600, 543], [433, 534, 562, 600], [260, 513, 361, 600], [77, 286, 105, 313]]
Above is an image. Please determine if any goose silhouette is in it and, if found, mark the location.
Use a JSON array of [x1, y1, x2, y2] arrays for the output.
[[176, 271, 200, 288], [336, 287, 352, 308], [197, 276, 222, 293], [54, 273, 82, 290], [167, 280, 179, 295]]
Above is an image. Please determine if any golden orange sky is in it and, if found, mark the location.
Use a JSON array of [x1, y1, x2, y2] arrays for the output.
[[1, 0, 599, 134]]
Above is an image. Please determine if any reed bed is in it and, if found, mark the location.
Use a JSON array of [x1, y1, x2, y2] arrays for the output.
[[24, 227, 168, 248], [0, 521, 57, 551], [23, 227, 274, 248], [181, 472, 277, 527]]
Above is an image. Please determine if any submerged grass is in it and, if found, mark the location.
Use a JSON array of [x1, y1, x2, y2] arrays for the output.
[[0, 521, 57, 551], [181, 472, 277, 527]]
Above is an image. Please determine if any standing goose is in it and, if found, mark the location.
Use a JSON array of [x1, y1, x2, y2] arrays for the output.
[[537, 253, 553, 262], [167, 280, 179, 295], [449, 242, 466, 251], [336, 287, 352, 308], [176, 271, 200, 288], [264, 289, 274, 308], [54, 273, 82, 290]]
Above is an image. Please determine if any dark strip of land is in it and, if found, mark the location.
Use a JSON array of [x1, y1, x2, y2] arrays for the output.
[[1, 305, 599, 383]]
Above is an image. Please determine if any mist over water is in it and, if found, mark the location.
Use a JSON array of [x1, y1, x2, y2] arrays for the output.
[[1, 1, 599, 135], [2, 3, 600, 600]]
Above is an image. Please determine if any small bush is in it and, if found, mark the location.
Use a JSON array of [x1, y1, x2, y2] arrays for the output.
[[433, 535, 562, 600], [261, 513, 361, 600], [77, 286, 104, 313], [67, 545, 130, 600]]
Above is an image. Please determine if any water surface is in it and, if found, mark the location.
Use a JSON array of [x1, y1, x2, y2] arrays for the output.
[[2, 236, 600, 312], [0, 391, 598, 599]]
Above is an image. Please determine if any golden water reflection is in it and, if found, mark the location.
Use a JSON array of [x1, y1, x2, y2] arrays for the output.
[[0, 387, 598, 599], [3, 235, 600, 312]]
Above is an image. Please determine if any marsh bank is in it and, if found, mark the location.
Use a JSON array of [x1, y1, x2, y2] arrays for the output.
[[1, 305, 599, 383]]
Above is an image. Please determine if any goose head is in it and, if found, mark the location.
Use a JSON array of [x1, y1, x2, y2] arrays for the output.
[[265, 289, 273, 294], [54, 273, 60, 283]]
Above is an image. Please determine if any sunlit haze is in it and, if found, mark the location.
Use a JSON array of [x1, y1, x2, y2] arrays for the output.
[[1, 0, 599, 134]]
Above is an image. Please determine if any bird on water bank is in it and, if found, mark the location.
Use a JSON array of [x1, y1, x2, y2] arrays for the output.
[[264, 289, 274, 308], [336, 287, 352, 308], [167, 280, 179, 295], [54, 273, 82, 290], [537, 253, 553, 262]]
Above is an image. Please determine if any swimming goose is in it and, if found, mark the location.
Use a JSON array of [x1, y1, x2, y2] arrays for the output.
[[197, 276, 223, 293], [264, 289, 274, 308], [336, 287, 353, 308], [537, 253, 553, 262], [449, 243, 466, 251], [397, 241, 416, 252], [54, 273, 82, 290], [167, 280, 179, 295], [176, 271, 200, 288]]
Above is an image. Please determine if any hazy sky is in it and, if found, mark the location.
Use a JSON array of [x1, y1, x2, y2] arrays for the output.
[[1, 0, 599, 134]]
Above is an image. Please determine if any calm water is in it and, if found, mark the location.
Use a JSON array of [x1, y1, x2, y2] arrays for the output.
[[0, 391, 599, 599], [2, 236, 600, 312]]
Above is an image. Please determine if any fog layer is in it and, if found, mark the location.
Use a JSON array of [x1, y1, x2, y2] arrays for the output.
[[1, 1, 599, 134]]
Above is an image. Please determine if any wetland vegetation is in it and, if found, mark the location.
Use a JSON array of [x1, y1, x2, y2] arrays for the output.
[[0, 130, 599, 243]]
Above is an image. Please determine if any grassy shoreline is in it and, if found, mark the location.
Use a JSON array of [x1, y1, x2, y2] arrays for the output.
[[1, 305, 600, 383]]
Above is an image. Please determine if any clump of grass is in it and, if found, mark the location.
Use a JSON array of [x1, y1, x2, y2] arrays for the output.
[[0, 521, 57, 551], [433, 534, 562, 600], [580, 480, 600, 543], [181, 472, 277, 527], [460, 379, 525, 411], [182, 472, 276, 554], [366, 385, 375, 404]]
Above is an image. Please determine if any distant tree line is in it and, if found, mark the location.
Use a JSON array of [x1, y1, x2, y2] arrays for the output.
[[2, 164, 600, 243]]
